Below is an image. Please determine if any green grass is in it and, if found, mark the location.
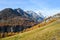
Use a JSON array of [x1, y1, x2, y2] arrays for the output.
[[0, 20, 60, 40]]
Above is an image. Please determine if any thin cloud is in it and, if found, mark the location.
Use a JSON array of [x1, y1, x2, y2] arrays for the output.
[[35, 8, 60, 17]]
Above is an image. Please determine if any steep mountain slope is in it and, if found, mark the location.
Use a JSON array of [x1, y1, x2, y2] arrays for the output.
[[0, 8, 44, 27], [26, 11, 44, 23], [14, 8, 29, 18], [1, 19, 60, 40], [0, 8, 29, 20], [0, 8, 36, 26]]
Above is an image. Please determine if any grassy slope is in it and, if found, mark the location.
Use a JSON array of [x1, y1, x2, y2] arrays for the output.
[[1, 19, 60, 40]]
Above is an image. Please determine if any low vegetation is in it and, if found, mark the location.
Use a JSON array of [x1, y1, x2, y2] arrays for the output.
[[1, 18, 60, 40]]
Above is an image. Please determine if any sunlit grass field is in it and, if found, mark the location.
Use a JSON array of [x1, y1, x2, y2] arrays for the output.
[[1, 19, 60, 40]]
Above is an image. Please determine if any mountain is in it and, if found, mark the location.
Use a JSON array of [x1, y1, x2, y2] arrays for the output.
[[0, 8, 45, 28], [0, 8, 44, 38], [14, 8, 45, 23], [14, 8, 29, 18], [0, 8, 18, 20], [26, 11, 44, 23], [0, 8, 29, 20]]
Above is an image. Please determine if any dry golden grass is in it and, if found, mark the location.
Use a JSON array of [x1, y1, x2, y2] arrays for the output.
[[1, 19, 60, 40]]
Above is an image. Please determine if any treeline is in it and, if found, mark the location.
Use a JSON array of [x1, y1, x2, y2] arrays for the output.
[[0, 25, 33, 38]]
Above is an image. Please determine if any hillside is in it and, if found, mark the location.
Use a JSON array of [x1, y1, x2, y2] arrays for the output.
[[0, 8, 44, 38], [1, 19, 60, 40]]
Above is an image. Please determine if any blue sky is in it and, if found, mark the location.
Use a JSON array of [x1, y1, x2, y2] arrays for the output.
[[0, 0, 60, 17]]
